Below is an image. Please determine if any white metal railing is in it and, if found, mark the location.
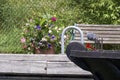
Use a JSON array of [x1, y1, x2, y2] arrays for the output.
[[61, 26, 84, 54]]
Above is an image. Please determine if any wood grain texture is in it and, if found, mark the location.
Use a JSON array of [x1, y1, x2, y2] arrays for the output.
[[47, 62, 91, 75], [74, 24, 120, 44], [0, 54, 69, 61], [0, 54, 91, 75]]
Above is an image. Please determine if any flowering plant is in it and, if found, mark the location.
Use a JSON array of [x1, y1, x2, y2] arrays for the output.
[[85, 43, 95, 50], [21, 15, 64, 54]]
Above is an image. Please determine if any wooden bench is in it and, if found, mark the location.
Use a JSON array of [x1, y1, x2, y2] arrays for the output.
[[73, 24, 120, 44], [66, 24, 120, 80]]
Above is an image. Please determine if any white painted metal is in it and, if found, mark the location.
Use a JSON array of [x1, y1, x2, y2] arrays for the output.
[[61, 26, 84, 54]]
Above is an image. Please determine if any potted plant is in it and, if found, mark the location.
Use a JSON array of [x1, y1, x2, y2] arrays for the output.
[[21, 14, 64, 54]]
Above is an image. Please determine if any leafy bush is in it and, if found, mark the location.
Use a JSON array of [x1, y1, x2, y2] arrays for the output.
[[73, 0, 120, 24], [21, 14, 64, 54], [0, 0, 79, 53]]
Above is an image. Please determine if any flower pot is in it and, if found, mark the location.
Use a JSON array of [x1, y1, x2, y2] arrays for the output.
[[35, 45, 55, 54]]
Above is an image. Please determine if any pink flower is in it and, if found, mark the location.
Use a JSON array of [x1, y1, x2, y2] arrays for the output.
[[21, 38, 26, 43], [51, 17, 57, 21]]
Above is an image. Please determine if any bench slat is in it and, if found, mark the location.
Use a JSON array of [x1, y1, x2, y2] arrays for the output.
[[78, 27, 120, 31], [74, 38, 120, 41], [77, 24, 120, 27], [73, 24, 120, 44], [73, 40, 120, 44], [75, 34, 120, 38], [75, 31, 120, 35]]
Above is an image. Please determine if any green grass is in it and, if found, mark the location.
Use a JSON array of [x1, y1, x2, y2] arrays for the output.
[[0, 0, 80, 53], [0, 28, 23, 53]]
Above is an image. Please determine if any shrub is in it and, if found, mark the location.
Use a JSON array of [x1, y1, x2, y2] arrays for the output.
[[21, 14, 64, 54]]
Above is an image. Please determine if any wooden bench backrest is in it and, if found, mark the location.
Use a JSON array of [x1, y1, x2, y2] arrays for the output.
[[73, 24, 120, 44]]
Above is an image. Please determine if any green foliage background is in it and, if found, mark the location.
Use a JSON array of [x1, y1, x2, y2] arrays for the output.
[[73, 0, 120, 24], [0, 0, 120, 53]]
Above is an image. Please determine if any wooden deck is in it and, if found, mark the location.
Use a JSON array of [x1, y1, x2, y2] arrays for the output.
[[0, 54, 91, 76]]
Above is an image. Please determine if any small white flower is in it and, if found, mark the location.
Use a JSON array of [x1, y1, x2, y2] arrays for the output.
[[42, 38, 47, 41], [26, 23, 29, 26], [59, 41, 61, 44], [58, 28, 62, 31], [28, 47, 31, 50], [45, 25, 47, 27], [49, 30, 52, 33]]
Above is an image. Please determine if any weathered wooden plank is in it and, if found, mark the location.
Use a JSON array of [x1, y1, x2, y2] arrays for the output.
[[77, 27, 120, 31], [0, 54, 69, 61], [75, 31, 120, 38], [0, 60, 46, 74], [44, 54, 70, 62], [0, 54, 91, 75], [77, 24, 120, 27], [47, 62, 91, 75], [74, 37, 120, 41], [73, 39, 120, 44], [75, 31, 120, 35], [73, 24, 120, 44], [75, 34, 120, 38], [74, 37, 120, 43]]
